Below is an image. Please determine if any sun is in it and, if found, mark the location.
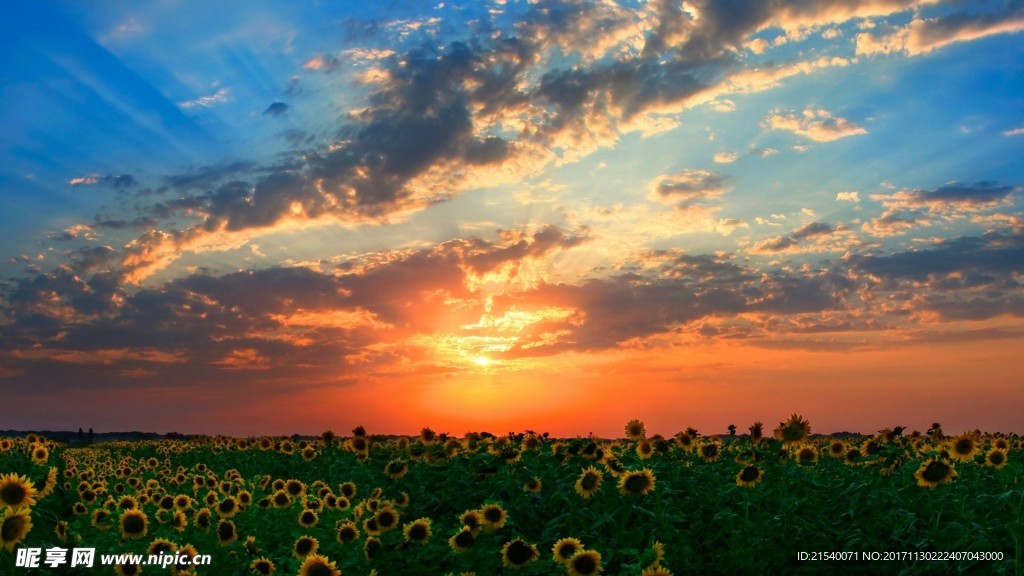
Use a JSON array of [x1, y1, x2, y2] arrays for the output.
[[471, 356, 492, 367]]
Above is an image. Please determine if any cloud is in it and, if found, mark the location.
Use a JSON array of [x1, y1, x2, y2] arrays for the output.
[[180, 88, 231, 109], [871, 181, 1018, 216], [764, 106, 867, 142], [836, 191, 860, 202], [262, 102, 289, 116], [302, 55, 339, 72], [857, 5, 1024, 56], [713, 151, 740, 163], [649, 170, 729, 207], [750, 221, 851, 253], [1004, 127, 1024, 137]]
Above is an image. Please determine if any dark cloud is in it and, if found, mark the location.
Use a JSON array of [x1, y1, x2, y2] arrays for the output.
[[905, 181, 1016, 206], [263, 102, 289, 116], [752, 221, 841, 253]]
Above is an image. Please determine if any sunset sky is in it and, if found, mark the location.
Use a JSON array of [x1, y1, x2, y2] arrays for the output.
[[2, 0, 1022, 437]]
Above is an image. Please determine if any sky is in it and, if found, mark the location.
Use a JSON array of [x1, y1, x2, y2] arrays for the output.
[[1, 0, 1023, 438]]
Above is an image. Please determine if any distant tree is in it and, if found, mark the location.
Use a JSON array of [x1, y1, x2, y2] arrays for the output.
[[728, 424, 737, 436]]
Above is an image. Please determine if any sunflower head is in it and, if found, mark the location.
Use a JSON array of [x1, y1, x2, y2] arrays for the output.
[[552, 537, 584, 564], [1, 506, 33, 552], [948, 434, 979, 462], [985, 448, 1008, 469], [568, 550, 603, 576], [914, 458, 958, 489], [251, 557, 275, 575], [773, 414, 811, 445], [293, 535, 319, 559], [119, 509, 148, 540], [449, 526, 476, 552], [403, 517, 432, 544], [618, 469, 656, 495], [336, 521, 360, 544], [736, 465, 764, 488], [574, 467, 603, 499], [501, 538, 539, 568], [298, 553, 340, 576], [0, 473, 37, 508], [625, 419, 647, 440], [480, 504, 507, 531]]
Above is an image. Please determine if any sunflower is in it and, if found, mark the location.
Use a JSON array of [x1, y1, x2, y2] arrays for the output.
[[298, 553, 341, 576], [364, 536, 382, 561], [0, 473, 37, 509], [773, 414, 812, 445], [293, 535, 319, 559], [523, 477, 542, 493], [92, 508, 114, 530], [948, 434, 979, 462], [795, 444, 818, 465], [285, 479, 307, 498], [114, 563, 142, 576], [216, 519, 237, 546], [698, 441, 721, 463], [216, 496, 239, 518], [479, 503, 507, 531], [336, 521, 359, 544], [501, 538, 539, 569], [449, 526, 476, 552], [244, 535, 259, 555], [147, 538, 177, 557], [403, 517, 432, 544], [552, 537, 584, 564], [31, 444, 49, 464], [270, 490, 291, 509], [385, 460, 409, 479], [914, 459, 958, 489], [195, 508, 212, 530], [984, 448, 1008, 470], [636, 440, 654, 460], [736, 465, 764, 488], [625, 419, 646, 440], [120, 509, 149, 540], [460, 509, 482, 531], [338, 482, 357, 499], [251, 557, 275, 575], [618, 469, 656, 495], [298, 509, 319, 528], [641, 567, 675, 576], [54, 520, 68, 542], [827, 441, 847, 458], [375, 507, 399, 532], [574, 467, 603, 499], [1, 506, 32, 551], [568, 550, 602, 576], [35, 467, 58, 499]]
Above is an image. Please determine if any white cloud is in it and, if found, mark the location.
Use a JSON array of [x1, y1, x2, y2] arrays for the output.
[[713, 151, 740, 164], [765, 106, 867, 142], [836, 191, 861, 202], [180, 88, 231, 109], [1003, 127, 1024, 137]]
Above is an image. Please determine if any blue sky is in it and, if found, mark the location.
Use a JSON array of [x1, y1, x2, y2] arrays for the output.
[[1, 0, 1023, 435]]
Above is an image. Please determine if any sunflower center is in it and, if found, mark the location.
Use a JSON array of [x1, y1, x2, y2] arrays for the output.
[[122, 514, 146, 534], [506, 541, 535, 564], [990, 452, 1006, 465], [305, 561, 334, 576], [0, 483, 26, 505], [2, 516, 28, 541], [581, 474, 599, 490], [954, 440, 972, 454], [295, 538, 314, 555], [572, 554, 598, 574], [454, 530, 474, 547], [558, 543, 579, 559], [120, 564, 140, 575], [740, 466, 760, 482], [625, 474, 650, 492], [378, 512, 396, 527], [922, 462, 951, 482], [339, 527, 356, 542], [217, 522, 235, 541], [409, 524, 428, 540]]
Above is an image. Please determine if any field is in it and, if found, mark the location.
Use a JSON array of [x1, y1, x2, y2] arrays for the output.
[[2, 417, 1022, 575]]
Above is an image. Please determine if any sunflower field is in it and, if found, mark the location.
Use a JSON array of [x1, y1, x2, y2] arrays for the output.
[[2, 417, 1022, 575]]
